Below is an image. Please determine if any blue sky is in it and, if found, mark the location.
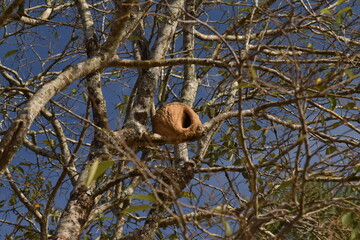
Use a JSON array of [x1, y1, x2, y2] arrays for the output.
[[1, 0, 360, 238]]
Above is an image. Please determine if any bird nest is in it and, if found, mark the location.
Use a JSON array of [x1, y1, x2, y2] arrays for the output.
[[152, 102, 202, 141]]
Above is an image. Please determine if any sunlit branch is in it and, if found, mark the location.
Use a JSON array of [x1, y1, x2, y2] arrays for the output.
[[109, 57, 227, 69], [0, 0, 24, 28], [4, 168, 43, 221]]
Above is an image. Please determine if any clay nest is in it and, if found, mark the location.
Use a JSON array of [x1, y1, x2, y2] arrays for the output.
[[152, 102, 202, 141]]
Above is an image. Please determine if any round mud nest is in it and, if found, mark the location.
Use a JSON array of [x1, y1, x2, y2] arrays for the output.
[[152, 102, 202, 141]]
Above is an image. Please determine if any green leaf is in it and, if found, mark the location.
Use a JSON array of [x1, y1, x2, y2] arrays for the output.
[[250, 67, 257, 80], [327, 96, 337, 110], [5, 49, 18, 57], [205, 40, 214, 48], [86, 160, 114, 186], [203, 65, 212, 72], [331, 121, 341, 129], [233, 157, 245, 166], [222, 219, 232, 236], [121, 204, 154, 213], [343, 102, 356, 109], [354, 165, 360, 173], [278, 179, 293, 190], [320, 115, 326, 126], [326, 146, 337, 155], [71, 36, 79, 41], [337, 7, 351, 16], [342, 212, 353, 226], [237, 82, 256, 89], [54, 31, 59, 38], [82, 93, 88, 102], [42, 139, 55, 147], [297, 134, 307, 142], [242, 171, 249, 180], [336, 7, 352, 24], [203, 174, 210, 180], [350, 228, 359, 240], [320, 8, 331, 15], [13, 165, 24, 175], [127, 35, 142, 41], [115, 102, 127, 110], [169, 233, 180, 240], [180, 191, 196, 200], [130, 194, 157, 203], [86, 160, 99, 186], [249, 122, 261, 131], [2, 3, 6, 13], [203, 105, 216, 118], [336, 0, 345, 5], [344, 69, 354, 78], [336, 14, 343, 24]]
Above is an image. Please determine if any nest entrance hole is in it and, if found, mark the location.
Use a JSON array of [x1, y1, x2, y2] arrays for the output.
[[182, 111, 192, 128]]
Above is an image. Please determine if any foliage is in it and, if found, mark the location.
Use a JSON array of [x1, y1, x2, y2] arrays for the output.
[[0, 0, 359, 239]]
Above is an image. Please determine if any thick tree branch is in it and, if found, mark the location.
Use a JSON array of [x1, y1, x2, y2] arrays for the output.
[[0, 0, 24, 28], [55, 1, 110, 239], [0, 55, 107, 176], [101, 0, 142, 54], [109, 56, 227, 69]]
